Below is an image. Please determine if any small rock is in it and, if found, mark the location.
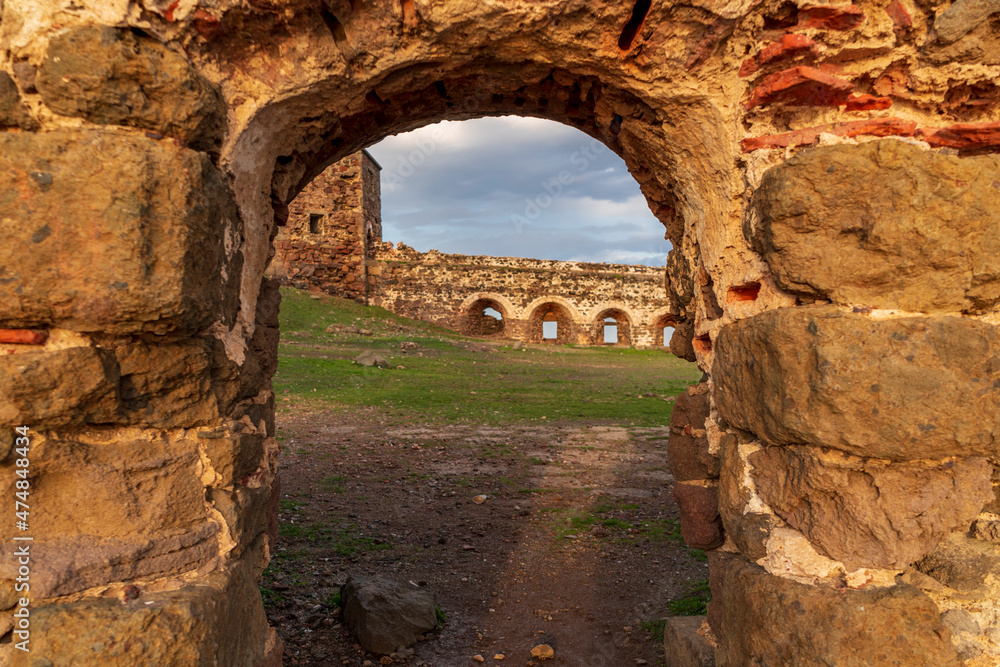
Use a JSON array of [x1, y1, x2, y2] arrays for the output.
[[472, 655, 485, 663], [530, 644, 555, 660], [341, 575, 437, 654], [355, 351, 389, 368], [493, 654, 505, 660]]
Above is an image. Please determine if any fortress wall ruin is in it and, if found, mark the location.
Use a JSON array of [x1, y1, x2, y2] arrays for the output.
[[368, 243, 671, 347], [269, 151, 673, 347], [1, 1, 999, 665], [267, 150, 382, 303]]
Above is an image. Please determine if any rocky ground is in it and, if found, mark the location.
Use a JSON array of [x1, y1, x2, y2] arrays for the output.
[[264, 411, 709, 666]]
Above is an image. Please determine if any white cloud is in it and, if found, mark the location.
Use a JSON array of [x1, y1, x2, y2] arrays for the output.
[[366, 117, 671, 266]]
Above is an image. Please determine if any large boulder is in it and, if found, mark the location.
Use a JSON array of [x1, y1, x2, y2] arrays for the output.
[[750, 446, 992, 569], [711, 555, 962, 666], [752, 139, 1000, 313], [713, 306, 1000, 461], [341, 576, 437, 654]]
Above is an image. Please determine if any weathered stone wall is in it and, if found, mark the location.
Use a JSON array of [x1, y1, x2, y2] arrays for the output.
[[2, 0, 999, 664], [267, 150, 381, 302], [367, 243, 671, 347]]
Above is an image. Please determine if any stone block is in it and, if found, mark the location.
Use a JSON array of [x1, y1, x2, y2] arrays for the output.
[[915, 532, 1000, 595], [0, 129, 241, 335], [713, 556, 962, 666], [744, 66, 853, 109], [668, 383, 719, 482], [0, 71, 37, 130], [662, 616, 715, 667], [0, 340, 220, 428], [716, 435, 775, 560], [934, 0, 1000, 43], [751, 446, 992, 569], [203, 432, 266, 487], [36, 25, 226, 151], [672, 482, 724, 550], [705, 550, 739, 636], [0, 348, 120, 426], [0, 428, 217, 597], [752, 139, 1000, 312], [0, 579, 18, 610], [713, 306, 1000, 461], [116, 340, 219, 427], [23, 558, 268, 667], [741, 117, 917, 152], [209, 484, 271, 556]]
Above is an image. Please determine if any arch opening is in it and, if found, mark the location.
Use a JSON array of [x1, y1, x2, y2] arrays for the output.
[[652, 313, 677, 349], [592, 308, 632, 346], [528, 302, 574, 344], [465, 298, 507, 337]]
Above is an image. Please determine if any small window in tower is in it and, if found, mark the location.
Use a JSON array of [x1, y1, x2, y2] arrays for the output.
[[309, 213, 323, 234]]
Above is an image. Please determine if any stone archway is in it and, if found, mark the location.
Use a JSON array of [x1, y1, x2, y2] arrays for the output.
[[651, 311, 676, 349], [591, 306, 634, 346], [526, 301, 577, 345], [463, 297, 507, 338], [3, 1, 999, 665]]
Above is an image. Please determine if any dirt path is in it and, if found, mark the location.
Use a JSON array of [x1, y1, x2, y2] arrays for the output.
[[265, 410, 707, 666]]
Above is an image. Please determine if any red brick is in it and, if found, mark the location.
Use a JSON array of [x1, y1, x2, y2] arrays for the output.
[[0, 329, 48, 345], [917, 122, 1000, 152], [744, 66, 853, 108], [739, 34, 817, 77], [796, 5, 865, 31], [845, 93, 893, 111], [886, 0, 912, 30], [740, 117, 918, 151]]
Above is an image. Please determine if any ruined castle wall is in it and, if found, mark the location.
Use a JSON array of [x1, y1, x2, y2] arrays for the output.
[[266, 151, 381, 302], [367, 243, 671, 347], [270, 152, 671, 347]]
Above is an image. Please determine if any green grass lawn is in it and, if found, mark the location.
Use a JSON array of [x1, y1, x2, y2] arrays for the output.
[[274, 287, 702, 425]]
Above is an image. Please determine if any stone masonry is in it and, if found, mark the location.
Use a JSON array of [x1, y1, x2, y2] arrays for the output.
[[1, 1, 999, 665], [269, 152, 673, 348], [268, 150, 382, 303]]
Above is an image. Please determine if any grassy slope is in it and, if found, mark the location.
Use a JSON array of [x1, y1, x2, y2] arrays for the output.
[[275, 287, 703, 426]]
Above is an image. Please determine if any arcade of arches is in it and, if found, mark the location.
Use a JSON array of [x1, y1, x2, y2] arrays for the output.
[[1, 1, 999, 665]]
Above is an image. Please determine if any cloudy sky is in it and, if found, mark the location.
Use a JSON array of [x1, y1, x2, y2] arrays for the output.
[[365, 117, 670, 267]]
